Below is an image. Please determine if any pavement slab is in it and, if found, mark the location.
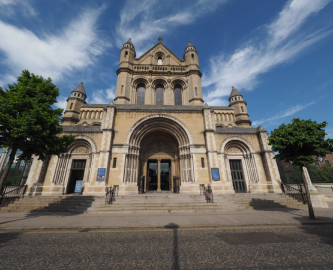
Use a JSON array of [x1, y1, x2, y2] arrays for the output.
[[1, 206, 333, 231]]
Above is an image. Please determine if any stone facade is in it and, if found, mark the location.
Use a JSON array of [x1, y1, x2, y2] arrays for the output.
[[25, 38, 282, 196]]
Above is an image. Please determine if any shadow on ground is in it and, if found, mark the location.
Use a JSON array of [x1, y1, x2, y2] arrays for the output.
[[164, 223, 180, 270]]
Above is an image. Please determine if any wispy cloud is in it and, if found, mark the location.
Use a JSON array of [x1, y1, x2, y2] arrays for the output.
[[116, 0, 227, 55], [202, 0, 332, 103], [88, 86, 116, 104], [0, 0, 37, 17], [0, 6, 110, 86], [252, 102, 315, 127]]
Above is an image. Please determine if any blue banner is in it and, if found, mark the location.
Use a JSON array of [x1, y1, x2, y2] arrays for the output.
[[211, 168, 220, 181], [96, 168, 106, 181], [74, 180, 83, 193]]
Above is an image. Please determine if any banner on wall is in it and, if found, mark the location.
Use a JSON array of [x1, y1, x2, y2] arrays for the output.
[[96, 168, 106, 181], [211, 168, 220, 181]]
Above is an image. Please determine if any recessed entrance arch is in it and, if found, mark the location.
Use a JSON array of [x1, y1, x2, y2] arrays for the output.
[[123, 115, 194, 190]]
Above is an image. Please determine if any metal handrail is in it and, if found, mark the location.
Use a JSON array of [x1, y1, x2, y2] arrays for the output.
[[205, 185, 214, 203], [105, 186, 115, 205], [0, 184, 27, 207], [281, 183, 307, 204]]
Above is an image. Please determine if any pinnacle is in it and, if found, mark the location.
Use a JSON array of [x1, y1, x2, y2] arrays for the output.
[[229, 86, 242, 99], [72, 82, 86, 95]]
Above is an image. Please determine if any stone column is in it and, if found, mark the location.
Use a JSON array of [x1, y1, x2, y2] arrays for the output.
[[157, 159, 161, 191], [302, 166, 328, 208]]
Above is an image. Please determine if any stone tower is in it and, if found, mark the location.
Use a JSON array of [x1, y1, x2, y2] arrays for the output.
[[62, 82, 87, 125], [113, 38, 204, 106], [229, 86, 251, 127], [114, 38, 136, 104]]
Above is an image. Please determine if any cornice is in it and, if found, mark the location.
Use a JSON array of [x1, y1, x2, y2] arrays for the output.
[[235, 113, 250, 117], [235, 119, 252, 125], [66, 97, 87, 103], [116, 67, 202, 77], [63, 110, 80, 115], [114, 96, 130, 101], [189, 97, 204, 103], [229, 101, 247, 106], [62, 130, 103, 134], [61, 117, 80, 124]]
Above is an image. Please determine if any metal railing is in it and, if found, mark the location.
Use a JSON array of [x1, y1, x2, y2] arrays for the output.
[[314, 185, 333, 195], [281, 183, 307, 204], [0, 184, 27, 207], [205, 185, 214, 203], [105, 186, 116, 205]]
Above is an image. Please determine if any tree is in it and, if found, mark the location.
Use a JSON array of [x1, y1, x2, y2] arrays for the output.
[[268, 118, 333, 219], [0, 70, 75, 192]]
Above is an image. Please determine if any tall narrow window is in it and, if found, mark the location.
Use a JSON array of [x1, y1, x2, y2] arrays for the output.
[[191, 54, 194, 60], [201, 158, 205, 168], [155, 84, 164, 105], [157, 56, 162, 65], [174, 84, 182, 106], [241, 106, 244, 112], [125, 51, 128, 58], [70, 103, 73, 109], [137, 83, 145, 105], [121, 85, 124, 94], [195, 87, 198, 96], [112, 158, 117, 168]]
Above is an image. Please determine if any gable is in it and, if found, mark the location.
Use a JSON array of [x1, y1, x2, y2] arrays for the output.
[[135, 42, 184, 65]]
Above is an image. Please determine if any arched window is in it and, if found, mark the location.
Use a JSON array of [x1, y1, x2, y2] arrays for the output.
[[241, 106, 244, 112], [155, 84, 164, 105], [174, 84, 182, 106], [70, 103, 73, 109], [191, 54, 194, 60], [137, 83, 145, 105], [125, 51, 128, 58], [121, 85, 124, 94], [195, 87, 198, 96], [74, 93, 76, 96], [157, 56, 162, 65]]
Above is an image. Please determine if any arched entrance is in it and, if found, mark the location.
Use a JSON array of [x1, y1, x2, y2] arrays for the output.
[[140, 132, 179, 191], [221, 137, 260, 193], [123, 115, 194, 191]]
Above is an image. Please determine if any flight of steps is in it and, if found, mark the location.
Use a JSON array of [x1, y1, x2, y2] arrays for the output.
[[0, 195, 96, 213], [0, 192, 306, 214], [69, 193, 245, 214], [214, 193, 307, 209]]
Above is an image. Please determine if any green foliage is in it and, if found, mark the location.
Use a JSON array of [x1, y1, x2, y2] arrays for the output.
[[285, 164, 333, 184], [268, 118, 333, 167], [0, 70, 75, 161], [3, 168, 23, 185]]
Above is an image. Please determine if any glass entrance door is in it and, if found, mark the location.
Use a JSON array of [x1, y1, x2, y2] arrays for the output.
[[67, 160, 86, 194], [147, 160, 158, 191], [229, 160, 246, 193], [160, 160, 171, 191]]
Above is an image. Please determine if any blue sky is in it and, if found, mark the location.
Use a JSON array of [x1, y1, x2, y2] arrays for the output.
[[0, 0, 332, 137]]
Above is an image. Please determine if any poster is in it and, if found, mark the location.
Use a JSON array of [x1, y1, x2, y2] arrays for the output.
[[211, 168, 220, 181], [74, 180, 83, 193], [96, 168, 106, 181]]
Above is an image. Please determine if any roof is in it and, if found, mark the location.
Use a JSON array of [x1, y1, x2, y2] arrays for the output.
[[72, 82, 86, 96], [229, 86, 242, 99]]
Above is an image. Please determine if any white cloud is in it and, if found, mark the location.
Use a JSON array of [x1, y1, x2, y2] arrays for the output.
[[116, 0, 227, 55], [55, 96, 68, 111], [88, 86, 116, 104], [252, 102, 315, 127], [0, 0, 37, 17], [202, 0, 332, 104], [0, 6, 110, 85]]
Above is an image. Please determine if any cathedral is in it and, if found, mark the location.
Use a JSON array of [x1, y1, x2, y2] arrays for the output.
[[25, 38, 282, 196]]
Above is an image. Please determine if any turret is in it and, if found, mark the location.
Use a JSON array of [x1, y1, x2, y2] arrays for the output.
[[184, 41, 203, 106], [229, 86, 251, 127], [62, 82, 87, 125], [115, 38, 136, 104]]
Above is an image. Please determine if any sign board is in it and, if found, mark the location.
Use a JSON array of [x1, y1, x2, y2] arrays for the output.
[[74, 180, 83, 193], [211, 168, 220, 181], [96, 168, 106, 181]]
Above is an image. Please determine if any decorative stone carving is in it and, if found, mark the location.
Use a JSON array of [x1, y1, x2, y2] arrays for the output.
[[228, 147, 242, 154], [73, 146, 90, 154]]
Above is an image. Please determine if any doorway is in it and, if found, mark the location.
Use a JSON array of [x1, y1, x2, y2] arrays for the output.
[[67, 160, 86, 194], [147, 160, 158, 191], [229, 160, 246, 193], [160, 160, 171, 191]]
